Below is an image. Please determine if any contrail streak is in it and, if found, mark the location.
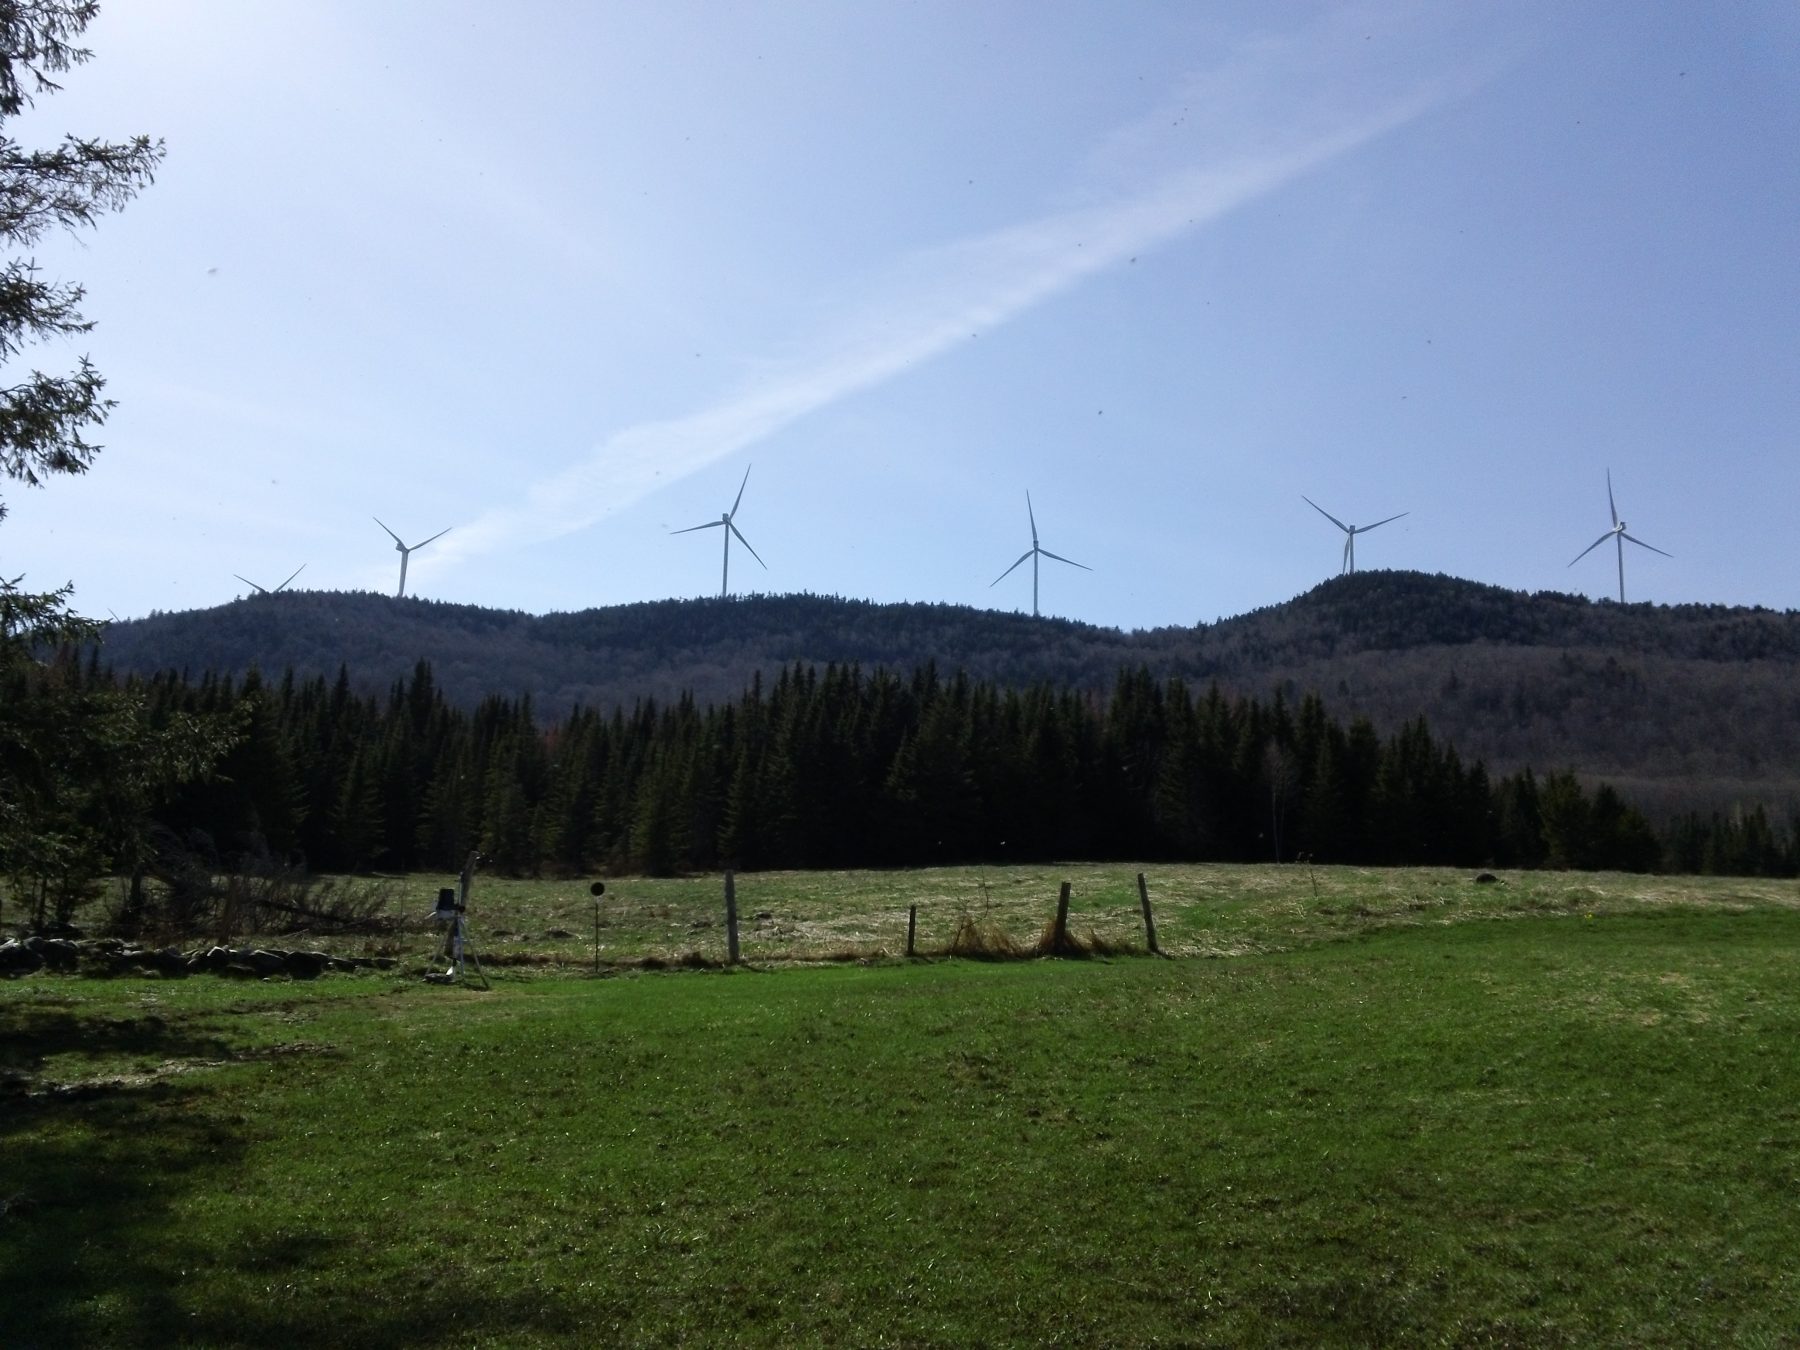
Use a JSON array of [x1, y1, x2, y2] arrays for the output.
[[429, 25, 1472, 577]]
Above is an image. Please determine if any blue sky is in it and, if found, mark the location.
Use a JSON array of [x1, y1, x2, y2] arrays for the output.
[[4, 1, 1796, 627]]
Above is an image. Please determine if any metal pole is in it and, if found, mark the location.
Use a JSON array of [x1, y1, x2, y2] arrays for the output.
[[725, 870, 740, 964]]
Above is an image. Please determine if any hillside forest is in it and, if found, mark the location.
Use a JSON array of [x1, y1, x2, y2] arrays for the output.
[[97, 572, 1800, 826], [10, 649, 1796, 932]]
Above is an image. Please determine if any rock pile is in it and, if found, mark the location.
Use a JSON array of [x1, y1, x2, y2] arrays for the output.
[[0, 936, 397, 980]]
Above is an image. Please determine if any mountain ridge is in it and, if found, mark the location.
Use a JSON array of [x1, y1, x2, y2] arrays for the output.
[[97, 571, 1800, 819]]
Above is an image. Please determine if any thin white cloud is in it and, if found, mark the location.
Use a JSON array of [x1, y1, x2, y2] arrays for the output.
[[428, 17, 1479, 578]]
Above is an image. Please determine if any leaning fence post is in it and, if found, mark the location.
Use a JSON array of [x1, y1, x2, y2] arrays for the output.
[[724, 870, 740, 964], [907, 904, 917, 957], [1137, 871, 1161, 955], [1054, 880, 1071, 952]]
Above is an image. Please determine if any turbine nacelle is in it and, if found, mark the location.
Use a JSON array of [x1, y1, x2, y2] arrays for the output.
[[673, 464, 766, 598], [373, 517, 452, 598], [990, 491, 1088, 618], [1301, 495, 1405, 574], [1567, 469, 1669, 603]]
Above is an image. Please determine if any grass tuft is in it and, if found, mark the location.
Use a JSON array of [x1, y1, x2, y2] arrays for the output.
[[941, 914, 1028, 959]]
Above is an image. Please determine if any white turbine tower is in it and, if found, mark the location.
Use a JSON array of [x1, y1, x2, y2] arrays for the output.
[[374, 518, 451, 599], [1568, 469, 1669, 603], [990, 491, 1089, 618], [1302, 496, 1407, 575], [234, 564, 305, 595], [672, 464, 766, 598]]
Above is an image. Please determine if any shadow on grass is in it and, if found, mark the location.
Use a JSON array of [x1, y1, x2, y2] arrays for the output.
[[156, 1270, 590, 1349], [1, 999, 584, 1347], [0, 1003, 237, 1079]]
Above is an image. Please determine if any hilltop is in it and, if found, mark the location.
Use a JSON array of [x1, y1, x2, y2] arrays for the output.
[[98, 571, 1800, 818]]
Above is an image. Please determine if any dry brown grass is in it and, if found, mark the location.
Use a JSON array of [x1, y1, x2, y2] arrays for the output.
[[1029, 919, 1132, 958], [940, 915, 1029, 960], [41, 862, 1800, 976]]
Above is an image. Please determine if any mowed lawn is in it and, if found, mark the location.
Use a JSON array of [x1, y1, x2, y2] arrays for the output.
[[4, 882, 1799, 1345]]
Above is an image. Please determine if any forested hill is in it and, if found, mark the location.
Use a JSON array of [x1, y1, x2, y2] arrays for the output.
[[99, 571, 1800, 817]]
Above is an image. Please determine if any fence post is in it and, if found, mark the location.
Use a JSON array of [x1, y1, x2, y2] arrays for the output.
[[907, 904, 917, 957], [1137, 871, 1160, 955], [1054, 880, 1071, 952], [724, 870, 740, 964]]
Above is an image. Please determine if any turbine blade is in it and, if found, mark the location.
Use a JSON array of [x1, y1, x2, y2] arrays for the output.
[[415, 526, 452, 550], [372, 516, 404, 545], [275, 564, 306, 591], [1620, 532, 1672, 559], [1341, 536, 1352, 573], [730, 463, 752, 518], [1363, 511, 1408, 532], [233, 574, 267, 594], [1606, 469, 1618, 527], [1026, 491, 1038, 543], [729, 521, 767, 568], [1302, 496, 1350, 533], [671, 520, 725, 535], [991, 550, 1034, 586], [1568, 532, 1613, 566], [1037, 548, 1091, 572]]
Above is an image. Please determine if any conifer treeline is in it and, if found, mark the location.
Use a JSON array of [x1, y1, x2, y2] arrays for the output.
[[114, 658, 1796, 879]]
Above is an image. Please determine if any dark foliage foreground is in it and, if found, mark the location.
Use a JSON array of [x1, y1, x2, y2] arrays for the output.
[[64, 655, 1758, 882]]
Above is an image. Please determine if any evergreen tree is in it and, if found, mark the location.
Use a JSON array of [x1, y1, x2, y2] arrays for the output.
[[0, 1, 163, 523], [1297, 728, 1348, 861], [416, 738, 477, 869], [328, 744, 386, 872], [1150, 681, 1206, 857], [882, 681, 979, 864], [0, 5, 236, 924], [1586, 783, 1660, 873], [1538, 771, 1593, 870], [1494, 767, 1547, 867], [629, 746, 688, 877]]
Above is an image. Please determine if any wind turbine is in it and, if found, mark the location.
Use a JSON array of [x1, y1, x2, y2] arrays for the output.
[[1302, 496, 1407, 575], [1568, 469, 1669, 603], [234, 564, 306, 595], [374, 518, 451, 599], [672, 464, 765, 598], [990, 491, 1090, 618]]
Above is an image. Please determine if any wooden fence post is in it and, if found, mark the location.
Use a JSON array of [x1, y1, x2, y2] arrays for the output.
[[1137, 871, 1160, 955], [724, 870, 740, 964], [1054, 880, 1071, 952], [907, 904, 917, 957]]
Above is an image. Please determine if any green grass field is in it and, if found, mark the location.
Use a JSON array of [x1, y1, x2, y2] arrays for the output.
[[5, 865, 1799, 1346]]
